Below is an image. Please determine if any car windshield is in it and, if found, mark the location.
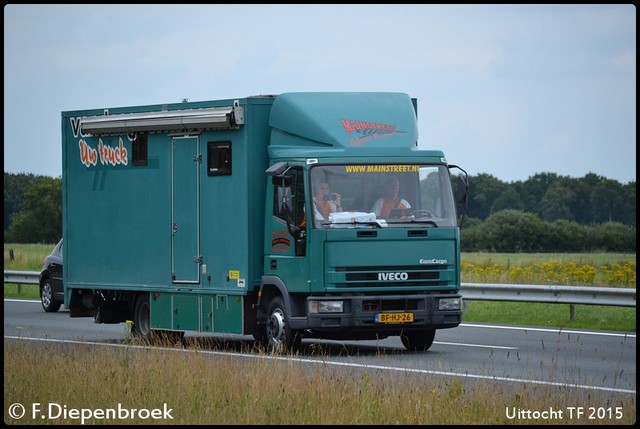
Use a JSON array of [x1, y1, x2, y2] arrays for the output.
[[309, 164, 458, 228]]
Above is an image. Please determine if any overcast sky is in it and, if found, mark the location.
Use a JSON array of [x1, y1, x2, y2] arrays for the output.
[[4, 4, 636, 184]]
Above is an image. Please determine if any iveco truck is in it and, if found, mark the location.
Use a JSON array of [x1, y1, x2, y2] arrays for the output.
[[62, 92, 468, 351]]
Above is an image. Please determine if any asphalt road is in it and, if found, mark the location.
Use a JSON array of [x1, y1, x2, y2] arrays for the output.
[[4, 298, 636, 398]]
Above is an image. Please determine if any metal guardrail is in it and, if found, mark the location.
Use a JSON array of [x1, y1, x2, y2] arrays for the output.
[[3, 270, 636, 308], [461, 282, 636, 307], [4, 270, 40, 285]]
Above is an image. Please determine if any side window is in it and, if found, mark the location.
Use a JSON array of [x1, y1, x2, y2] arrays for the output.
[[272, 167, 305, 225], [207, 141, 231, 176], [132, 133, 148, 166]]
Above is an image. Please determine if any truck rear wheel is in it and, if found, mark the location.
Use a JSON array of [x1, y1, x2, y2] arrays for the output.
[[265, 296, 301, 353], [400, 329, 436, 352], [133, 293, 152, 341], [131, 293, 184, 345]]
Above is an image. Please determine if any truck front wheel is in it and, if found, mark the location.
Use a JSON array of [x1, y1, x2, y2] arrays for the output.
[[265, 296, 301, 352], [400, 329, 436, 352]]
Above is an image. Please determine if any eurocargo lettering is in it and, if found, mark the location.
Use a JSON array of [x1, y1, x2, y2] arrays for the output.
[[62, 92, 469, 352]]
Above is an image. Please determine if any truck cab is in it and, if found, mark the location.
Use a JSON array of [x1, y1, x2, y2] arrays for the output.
[[257, 93, 468, 351]]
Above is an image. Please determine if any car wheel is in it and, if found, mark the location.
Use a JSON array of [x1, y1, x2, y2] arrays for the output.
[[40, 278, 61, 313]]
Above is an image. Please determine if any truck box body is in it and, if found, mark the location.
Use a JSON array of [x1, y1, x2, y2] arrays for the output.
[[62, 92, 467, 350]]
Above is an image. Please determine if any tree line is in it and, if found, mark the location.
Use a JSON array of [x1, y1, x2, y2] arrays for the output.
[[467, 172, 635, 225], [460, 172, 636, 252], [3, 171, 636, 252]]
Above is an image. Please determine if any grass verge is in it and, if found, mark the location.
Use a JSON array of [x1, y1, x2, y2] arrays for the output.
[[4, 340, 636, 425]]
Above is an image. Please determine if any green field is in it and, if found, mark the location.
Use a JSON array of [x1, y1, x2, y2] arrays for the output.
[[4, 242, 54, 271], [462, 251, 636, 266]]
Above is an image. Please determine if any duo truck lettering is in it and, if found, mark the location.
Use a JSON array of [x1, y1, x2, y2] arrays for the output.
[[62, 92, 469, 352]]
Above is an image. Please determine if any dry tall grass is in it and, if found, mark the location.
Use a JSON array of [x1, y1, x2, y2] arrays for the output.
[[4, 340, 636, 425]]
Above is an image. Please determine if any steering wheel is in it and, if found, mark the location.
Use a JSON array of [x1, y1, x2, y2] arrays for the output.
[[412, 209, 434, 218]]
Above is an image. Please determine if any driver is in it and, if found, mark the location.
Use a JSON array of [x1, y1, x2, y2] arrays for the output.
[[371, 176, 411, 218]]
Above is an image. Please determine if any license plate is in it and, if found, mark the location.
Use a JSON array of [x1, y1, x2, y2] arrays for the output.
[[375, 312, 414, 323]]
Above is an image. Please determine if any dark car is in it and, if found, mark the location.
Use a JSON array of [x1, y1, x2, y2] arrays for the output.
[[39, 239, 64, 312]]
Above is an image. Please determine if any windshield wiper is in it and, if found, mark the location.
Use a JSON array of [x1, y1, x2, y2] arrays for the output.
[[321, 220, 386, 228], [406, 219, 438, 227]]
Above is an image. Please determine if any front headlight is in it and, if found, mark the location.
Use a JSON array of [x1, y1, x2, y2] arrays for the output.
[[308, 300, 344, 314], [438, 297, 461, 310]]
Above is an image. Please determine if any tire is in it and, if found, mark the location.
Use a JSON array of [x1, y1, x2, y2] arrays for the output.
[[40, 278, 61, 313], [133, 293, 153, 341], [400, 329, 436, 352], [132, 294, 184, 345], [265, 296, 301, 353]]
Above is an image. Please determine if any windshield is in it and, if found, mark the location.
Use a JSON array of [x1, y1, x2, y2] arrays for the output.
[[309, 164, 458, 228]]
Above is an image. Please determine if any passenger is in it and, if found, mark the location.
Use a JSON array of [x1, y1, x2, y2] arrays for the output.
[[371, 176, 411, 218]]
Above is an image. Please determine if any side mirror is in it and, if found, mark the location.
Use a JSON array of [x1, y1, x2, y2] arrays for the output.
[[276, 185, 293, 214], [457, 173, 469, 206], [448, 165, 469, 228]]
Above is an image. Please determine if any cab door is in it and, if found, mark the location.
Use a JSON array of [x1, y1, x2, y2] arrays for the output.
[[265, 167, 310, 293]]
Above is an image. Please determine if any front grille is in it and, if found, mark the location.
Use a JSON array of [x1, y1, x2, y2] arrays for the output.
[[346, 272, 439, 281], [333, 264, 450, 289]]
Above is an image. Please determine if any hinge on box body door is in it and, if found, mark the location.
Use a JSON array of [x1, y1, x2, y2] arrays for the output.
[[194, 255, 203, 264], [194, 154, 202, 163]]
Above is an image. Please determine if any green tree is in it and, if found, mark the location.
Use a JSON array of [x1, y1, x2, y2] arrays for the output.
[[541, 181, 574, 222], [481, 209, 545, 252], [591, 178, 626, 223], [4, 172, 38, 232], [567, 180, 592, 224], [540, 219, 586, 252], [467, 173, 505, 220], [7, 177, 62, 243], [620, 182, 636, 226], [492, 186, 523, 213], [585, 222, 636, 252], [518, 172, 560, 216]]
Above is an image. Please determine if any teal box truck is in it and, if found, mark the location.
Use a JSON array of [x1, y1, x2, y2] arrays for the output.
[[62, 92, 468, 351]]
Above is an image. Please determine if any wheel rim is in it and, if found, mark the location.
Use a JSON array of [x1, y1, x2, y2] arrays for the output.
[[41, 283, 53, 308], [266, 308, 286, 345]]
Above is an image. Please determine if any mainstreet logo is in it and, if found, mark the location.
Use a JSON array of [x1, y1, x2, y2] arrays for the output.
[[340, 119, 407, 146]]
